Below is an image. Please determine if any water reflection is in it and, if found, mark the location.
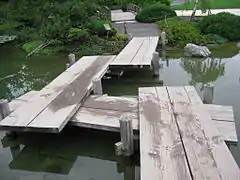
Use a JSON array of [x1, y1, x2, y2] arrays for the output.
[[1, 127, 139, 180], [180, 58, 225, 86], [0, 43, 66, 100]]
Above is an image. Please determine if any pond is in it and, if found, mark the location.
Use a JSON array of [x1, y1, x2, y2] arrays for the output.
[[0, 42, 240, 179]]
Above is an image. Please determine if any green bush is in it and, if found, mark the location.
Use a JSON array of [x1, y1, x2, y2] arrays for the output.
[[22, 40, 43, 53], [88, 19, 116, 36], [198, 12, 240, 41], [205, 34, 228, 44], [157, 19, 207, 46], [115, 33, 129, 41], [135, 3, 176, 23], [67, 27, 90, 42]]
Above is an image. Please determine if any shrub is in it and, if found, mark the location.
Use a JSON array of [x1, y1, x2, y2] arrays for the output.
[[88, 19, 116, 36], [198, 12, 240, 41], [205, 34, 228, 44], [135, 3, 176, 23], [22, 40, 43, 53], [67, 27, 90, 42], [157, 19, 207, 46], [115, 33, 129, 41]]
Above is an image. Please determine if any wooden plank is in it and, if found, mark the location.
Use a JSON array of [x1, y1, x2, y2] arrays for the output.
[[110, 37, 145, 66], [129, 37, 151, 66], [139, 87, 191, 180], [204, 104, 234, 122], [71, 107, 138, 132], [141, 36, 159, 66], [215, 121, 237, 143], [15, 91, 39, 102], [82, 95, 137, 112], [6, 93, 238, 143], [27, 56, 115, 132], [167, 86, 240, 180], [111, 11, 136, 22], [0, 56, 99, 130]]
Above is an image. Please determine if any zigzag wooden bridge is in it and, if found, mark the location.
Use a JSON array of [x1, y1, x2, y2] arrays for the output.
[[0, 36, 240, 179]]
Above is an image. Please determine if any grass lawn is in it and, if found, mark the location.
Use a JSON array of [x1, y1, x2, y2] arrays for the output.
[[172, 0, 240, 10]]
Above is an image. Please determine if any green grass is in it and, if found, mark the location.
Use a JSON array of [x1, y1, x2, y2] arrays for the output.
[[172, 0, 240, 10]]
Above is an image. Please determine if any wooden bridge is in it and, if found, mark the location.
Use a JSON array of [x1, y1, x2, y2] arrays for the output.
[[0, 36, 240, 179]]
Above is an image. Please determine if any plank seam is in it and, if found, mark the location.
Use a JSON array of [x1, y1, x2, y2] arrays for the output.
[[128, 38, 146, 65], [165, 86, 194, 180]]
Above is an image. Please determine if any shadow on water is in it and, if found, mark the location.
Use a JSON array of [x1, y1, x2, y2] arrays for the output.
[[1, 127, 139, 180]]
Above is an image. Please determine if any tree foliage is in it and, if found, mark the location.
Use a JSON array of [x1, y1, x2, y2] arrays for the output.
[[136, 3, 176, 23], [198, 12, 240, 41]]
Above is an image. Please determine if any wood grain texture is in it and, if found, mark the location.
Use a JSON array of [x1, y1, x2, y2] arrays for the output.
[[184, 86, 240, 180], [110, 36, 158, 67], [139, 87, 191, 180], [27, 56, 115, 132], [110, 37, 145, 66], [215, 121, 237, 143], [141, 36, 159, 66], [71, 107, 138, 132], [205, 104, 234, 122], [82, 95, 138, 112], [169, 86, 240, 180]]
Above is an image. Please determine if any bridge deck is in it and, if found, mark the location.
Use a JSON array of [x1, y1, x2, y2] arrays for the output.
[[109, 37, 159, 68], [139, 86, 240, 180], [8, 91, 237, 144], [0, 56, 115, 133]]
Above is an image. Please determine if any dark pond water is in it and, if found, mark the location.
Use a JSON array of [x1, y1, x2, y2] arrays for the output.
[[0, 42, 239, 179]]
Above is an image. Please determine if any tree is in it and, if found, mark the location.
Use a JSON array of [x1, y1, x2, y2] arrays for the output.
[[184, 0, 211, 21]]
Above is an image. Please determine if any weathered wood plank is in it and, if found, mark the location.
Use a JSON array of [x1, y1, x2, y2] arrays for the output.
[[139, 87, 191, 180], [82, 95, 137, 112], [204, 104, 234, 122], [27, 56, 115, 132], [142, 36, 159, 66], [215, 121, 237, 143], [110, 37, 145, 66], [129, 37, 151, 66], [0, 56, 99, 130], [71, 107, 138, 132], [168, 86, 240, 180], [111, 11, 136, 22]]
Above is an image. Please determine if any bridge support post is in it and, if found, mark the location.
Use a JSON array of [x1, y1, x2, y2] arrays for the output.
[[0, 100, 17, 138], [159, 60, 164, 84], [0, 99, 10, 121], [92, 78, 103, 95], [152, 51, 159, 76], [203, 83, 214, 104], [115, 116, 134, 156], [68, 53, 76, 67]]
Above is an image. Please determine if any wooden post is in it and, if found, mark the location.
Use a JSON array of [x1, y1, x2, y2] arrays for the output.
[[0, 99, 10, 120], [66, 63, 70, 69], [160, 31, 166, 48], [92, 78, 103, 95], [115, 116, 134, 156], [159, 60, 164, 84], [151, 52, 159, 76], [203, 83, 214, 104], [68, 53, 76, 66], [124, 22, 128, 35]]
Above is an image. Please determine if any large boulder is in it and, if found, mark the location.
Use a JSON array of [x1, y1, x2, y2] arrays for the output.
[[184, 43, 211, 57]]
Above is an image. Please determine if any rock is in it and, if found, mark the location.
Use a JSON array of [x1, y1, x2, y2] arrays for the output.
[[184, 43, 211, 57]]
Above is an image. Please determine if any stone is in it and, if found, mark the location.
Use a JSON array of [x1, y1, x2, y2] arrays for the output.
[[184, 43, 211, 57]]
